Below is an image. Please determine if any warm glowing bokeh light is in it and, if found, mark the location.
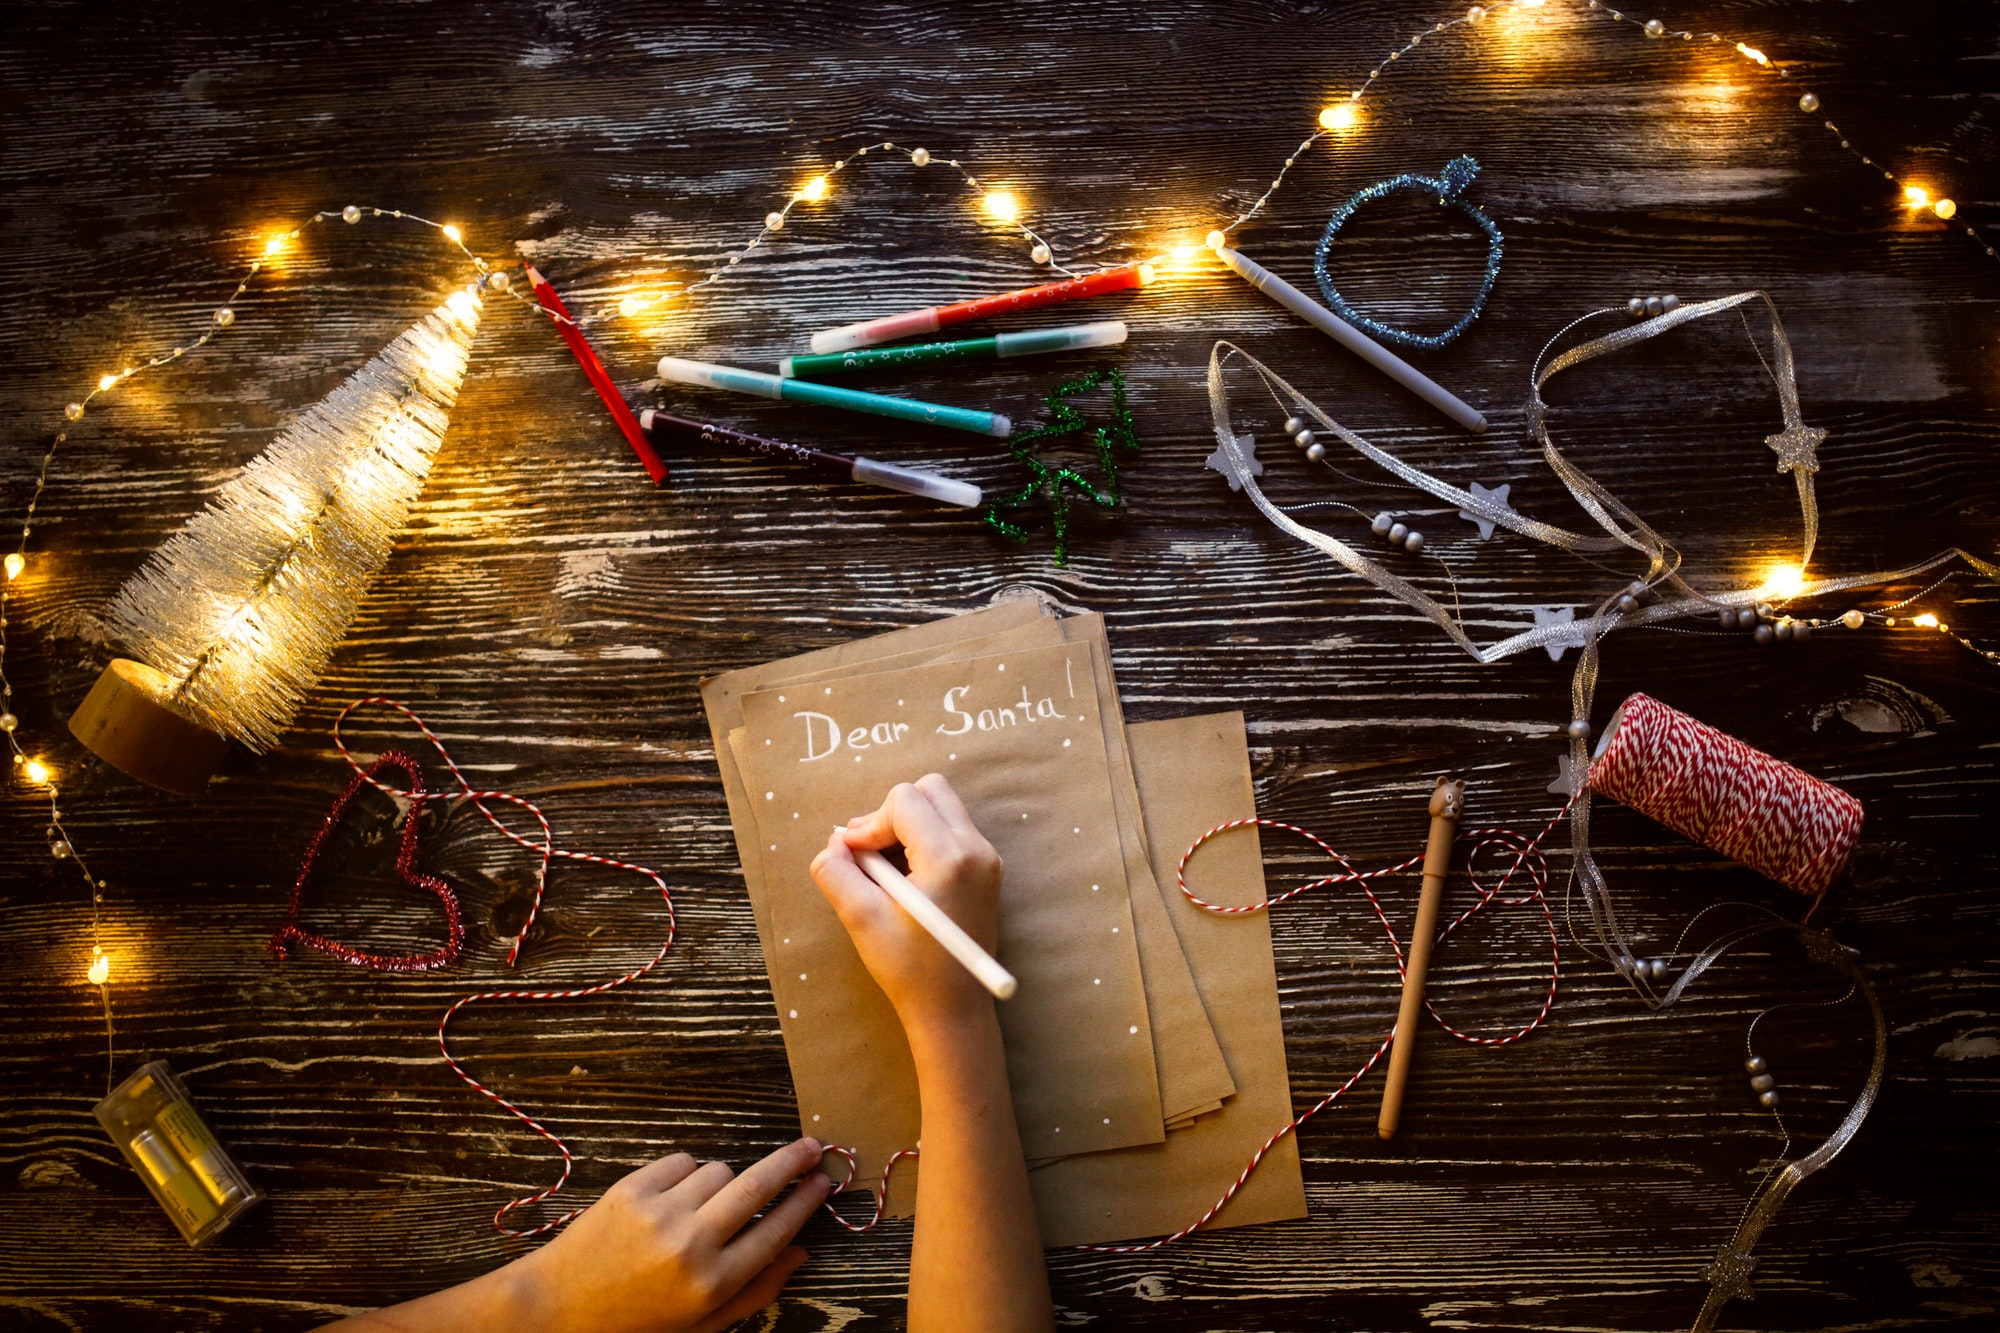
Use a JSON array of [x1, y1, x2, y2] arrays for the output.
[[1735, 43, 1768, 65], [981, 191, 1020, 224], [1903, 185, 1930, 207], [619, 295, 643, 318], [799, 175, 830, 203], [1913, 613, 1940, 628], [87, 948, 110, 986], [263, 235, 287, 256], [97, 374, 118, 391], [3, 552, 23, 581], [22, 758, 52, 785], [1170, 243, 1198, 265], [442, 224, 463, 243], [1319, 103, 1360, 132], [1934, 198, 1957, 220], [1762, 563, 1807, 598]]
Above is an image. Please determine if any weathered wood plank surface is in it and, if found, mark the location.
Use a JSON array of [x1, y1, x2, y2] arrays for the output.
[[3, 1, 1997, 1328]]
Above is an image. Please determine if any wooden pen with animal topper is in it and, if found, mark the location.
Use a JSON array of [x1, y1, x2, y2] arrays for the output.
[[1377, 775, 1466, 1140]]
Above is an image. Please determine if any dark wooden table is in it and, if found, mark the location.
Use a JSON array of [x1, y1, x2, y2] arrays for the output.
[[4, 1, 1997, 1328]]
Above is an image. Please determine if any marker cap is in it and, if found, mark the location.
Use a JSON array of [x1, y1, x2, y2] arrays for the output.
[[851, 457, 983, 508], [808, 307, 942, 355], [995, 320, 1128, 359], [657, 356, 783, 399]]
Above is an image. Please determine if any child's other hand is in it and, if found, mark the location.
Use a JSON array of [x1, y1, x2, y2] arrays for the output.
[[508, 1138, 830, 1333], [811, 774, 1003, 1037]]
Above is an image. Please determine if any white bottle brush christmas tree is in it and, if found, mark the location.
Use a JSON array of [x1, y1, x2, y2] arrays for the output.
[[69, 283, 486, 793]]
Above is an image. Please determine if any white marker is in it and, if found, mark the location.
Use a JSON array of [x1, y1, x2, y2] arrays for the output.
[[1212, 242, 1487, 433], [852, 843, 1017, 1001]]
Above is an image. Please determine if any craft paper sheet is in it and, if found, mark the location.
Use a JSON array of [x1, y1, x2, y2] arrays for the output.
[[701, 602, 1238, 1217], [742, 610, 1235, 1135], [1028, 712, 1308, 1247], [705, 603, 1043, 915], [735, 641, 1163, 1182]]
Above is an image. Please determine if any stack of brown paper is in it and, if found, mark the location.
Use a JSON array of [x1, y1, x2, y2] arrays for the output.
[[702, 603, 1306, 1246]]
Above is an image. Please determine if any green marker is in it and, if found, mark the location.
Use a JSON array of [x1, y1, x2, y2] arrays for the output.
[[780, 320, 1128, 380]]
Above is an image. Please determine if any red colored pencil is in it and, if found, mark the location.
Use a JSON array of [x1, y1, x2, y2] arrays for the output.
[[523, 265, 669, 484]]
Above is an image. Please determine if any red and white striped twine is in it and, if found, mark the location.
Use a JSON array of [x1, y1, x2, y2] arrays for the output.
[[1590, 692, 1863, 897], [330, 698, 678, 1237]]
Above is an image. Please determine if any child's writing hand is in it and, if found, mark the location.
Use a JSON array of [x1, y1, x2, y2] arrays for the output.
[[811, 774, 1004, 1039], [505, 1138, 830, 1333]]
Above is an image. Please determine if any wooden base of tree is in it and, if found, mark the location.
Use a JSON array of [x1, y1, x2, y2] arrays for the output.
[[68, 659, 231, 796]]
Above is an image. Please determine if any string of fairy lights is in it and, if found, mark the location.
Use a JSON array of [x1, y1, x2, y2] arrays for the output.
[[1, 0, 1988, 1075]]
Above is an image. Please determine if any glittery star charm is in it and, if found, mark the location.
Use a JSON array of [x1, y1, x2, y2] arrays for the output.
[[1764, 421, 1826, 475], [1531, 605, 1585, 661], [1548, 750, 1586, 797], [1457, 480, 1512, 540], [1704, 1246, 1759, 1304], [1206, 433, 1262, 492]]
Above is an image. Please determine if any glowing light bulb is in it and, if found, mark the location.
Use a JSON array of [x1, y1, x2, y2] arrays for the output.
[[1735, 43, 1769, 65], [22, 758, 52, 785], [981, 191, 1020, 224], [1934, 198, 1957, 220], [3, 552, 23, 581], [98, 374, 119, 391], [1170, 242, 1198, 265], [1205, 229, 1227, 250], [619, 295, 643, 318], [264, 235, 287, 256], [87, 947, 110, 986], [1913, 613, 1940, 628], [799, 176, 830, 203], [1319, 103, 1360, 132], [1903, 185, 1930, 208], [1762, 563, 1806, 598], [442, 224, 463, 243]]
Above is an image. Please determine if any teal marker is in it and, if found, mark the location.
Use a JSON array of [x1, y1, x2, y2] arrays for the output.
[[656, 356, 1011, 437], [779, 320, 1128, 380]]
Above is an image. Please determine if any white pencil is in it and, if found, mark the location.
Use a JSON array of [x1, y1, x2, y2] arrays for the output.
[[853, 844, 1018, 1001], [1212, 243, 1487, 434]]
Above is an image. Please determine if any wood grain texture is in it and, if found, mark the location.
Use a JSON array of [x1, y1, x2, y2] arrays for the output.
[[3, 0, 1998, 1328]]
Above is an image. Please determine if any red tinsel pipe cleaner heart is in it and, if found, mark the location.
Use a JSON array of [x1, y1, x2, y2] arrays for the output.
[[270, 750, 465, 971]]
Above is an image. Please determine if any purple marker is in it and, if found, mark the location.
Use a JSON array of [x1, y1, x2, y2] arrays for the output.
[[638, 410, 982, 508]]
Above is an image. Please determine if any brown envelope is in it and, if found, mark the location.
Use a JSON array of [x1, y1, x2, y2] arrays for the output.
[[734, 640, 1164, 1200], [1028, 712, 1308, 1248]]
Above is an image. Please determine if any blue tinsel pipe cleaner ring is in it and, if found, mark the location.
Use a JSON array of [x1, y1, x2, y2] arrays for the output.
[[1313, 155, 1503, 351]]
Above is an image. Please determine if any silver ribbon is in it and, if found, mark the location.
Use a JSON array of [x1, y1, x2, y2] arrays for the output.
[[1205, 298, 1991, 1326]]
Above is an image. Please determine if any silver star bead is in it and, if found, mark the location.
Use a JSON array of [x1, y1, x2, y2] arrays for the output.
[[1206, 433, 1262, 492], [1764, 421, 1826, 475], [1530, 605, 1584, 661], [1457, 480, 1512, 541]]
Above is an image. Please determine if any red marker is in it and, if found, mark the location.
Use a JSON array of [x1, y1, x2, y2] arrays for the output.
[[524, 265, 669, 484], [806, 262, 1156, 355]]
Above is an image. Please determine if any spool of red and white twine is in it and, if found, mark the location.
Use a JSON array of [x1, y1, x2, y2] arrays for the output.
[[1589, 692, 1864, 896]]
